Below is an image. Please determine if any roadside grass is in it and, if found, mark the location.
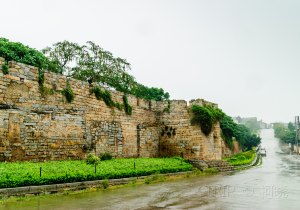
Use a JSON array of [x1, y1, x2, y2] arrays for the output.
[[0, 168, 219, 205], [144, 173, 166, 184], [0, 157, 192, 189], [223, 150, 256, 166]]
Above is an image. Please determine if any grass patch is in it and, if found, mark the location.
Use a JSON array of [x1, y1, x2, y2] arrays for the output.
[[0, 169, 218, 205], [202, 167, 219, 174], [224, 150, 256, 166], [144, 174, 166, 184], [0, 157, 192, 189]]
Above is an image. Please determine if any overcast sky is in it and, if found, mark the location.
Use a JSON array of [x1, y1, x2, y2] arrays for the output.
[[1, 0, 300, 123]]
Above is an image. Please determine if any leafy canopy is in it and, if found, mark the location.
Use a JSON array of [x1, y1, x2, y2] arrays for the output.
[[191, 105, 224, 135], [220, 115, 261, 150], [0, 37, 170, 101], [273, 122, 296, 144], [0, 37, 59, 72], [44, 40, 170, 101]]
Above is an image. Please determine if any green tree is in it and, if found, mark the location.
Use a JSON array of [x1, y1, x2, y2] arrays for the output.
[[72, 41, 131, 86], [42, 41, 82, 75], [288, 122, 295, 132], [3, 37, 171, 101], [273, 122, 296, 144], [131, 84, 170, 101], [220, 115, 261, 150], [0, 37, 59, 72]]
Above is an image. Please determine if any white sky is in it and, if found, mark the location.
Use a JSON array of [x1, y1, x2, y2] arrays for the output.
[[1, 0, 300, 123]]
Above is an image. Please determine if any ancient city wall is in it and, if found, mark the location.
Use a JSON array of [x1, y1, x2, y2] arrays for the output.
[[0, 57, 237, 161], [157, 99, 237, 160]]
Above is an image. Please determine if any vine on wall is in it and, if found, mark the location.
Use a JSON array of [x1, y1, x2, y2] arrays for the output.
[[190, 105, 224, 136], [62, 81, 75, 103], [91, 86, 133, 115], [1, 63, 9, 75], [191, 104, 261, 151], [163, 100, 171, 113], [123, 95, 132, 115]]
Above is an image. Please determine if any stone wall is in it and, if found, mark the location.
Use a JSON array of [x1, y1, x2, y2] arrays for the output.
[[0, 58, 237, 161], [157, 100, 237, 160]]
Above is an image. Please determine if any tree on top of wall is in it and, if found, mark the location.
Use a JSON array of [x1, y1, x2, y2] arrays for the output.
[[42, 41, 82, 75]]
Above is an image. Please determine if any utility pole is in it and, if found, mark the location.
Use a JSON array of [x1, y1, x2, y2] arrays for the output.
[[295, 116, 300, 154]]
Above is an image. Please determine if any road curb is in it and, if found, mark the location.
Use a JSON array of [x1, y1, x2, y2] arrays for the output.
[[0, 171, 192, 197]]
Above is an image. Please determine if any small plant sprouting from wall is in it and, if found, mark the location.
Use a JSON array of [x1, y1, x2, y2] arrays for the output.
[[190, 105, 224, 136], [91, 86, 132, 113], [91, 86, 118, 108], [37, 69, 57, 97], [101, 90, 114, 107], [163, 100, 171, 113], [38, 69, 45, 86], [114, 102, 124, 111], [39, 85, 55, 97], [38, 69, 47, 97], [1, 63, 9, 75], [91, 86, 102, 100], [62, 81, 75, 103], [123, 95, 132, 115]]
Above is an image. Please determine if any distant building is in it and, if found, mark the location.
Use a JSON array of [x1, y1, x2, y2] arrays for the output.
[[233, 116, 270, 130]]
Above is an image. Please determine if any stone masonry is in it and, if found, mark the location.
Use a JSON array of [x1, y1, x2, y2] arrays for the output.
[[0, 57, 239, 161]]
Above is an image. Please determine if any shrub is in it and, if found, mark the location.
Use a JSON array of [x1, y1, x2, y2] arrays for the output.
[[224, 150, 256, 166], [101, 179, 109, 189], [39, 85, 55, 97], [220, 115, 261, 150], [0, 37, 59, 72], [191, 105, 224, 135], [131, 83, 170, 101], [203, 167, 219, 174], [273, 122, 296, 144], [1, 63, 9, 75], [86, 153, 100, 165], [101, 90, 114, 107], [90, 86, 114, 107], [99, 152, 113, 161], [91, 86, 102, 100], [163, 100, 171, 113], [113, 102, 123, 111], [190, 105, 260, 150], [38, 70, 45, 86], [123, 95, 132, 115], [62, 81, 75, 103]]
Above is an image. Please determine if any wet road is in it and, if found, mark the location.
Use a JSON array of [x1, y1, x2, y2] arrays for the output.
[[2, 129, 300, 210]]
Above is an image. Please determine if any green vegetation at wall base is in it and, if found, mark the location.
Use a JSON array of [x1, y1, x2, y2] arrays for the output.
[[224, 150, 256, 166], [0, 157, 192, 188]]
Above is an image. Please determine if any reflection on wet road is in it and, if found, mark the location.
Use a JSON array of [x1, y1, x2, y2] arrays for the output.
[[2, 129, 300, 210]]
